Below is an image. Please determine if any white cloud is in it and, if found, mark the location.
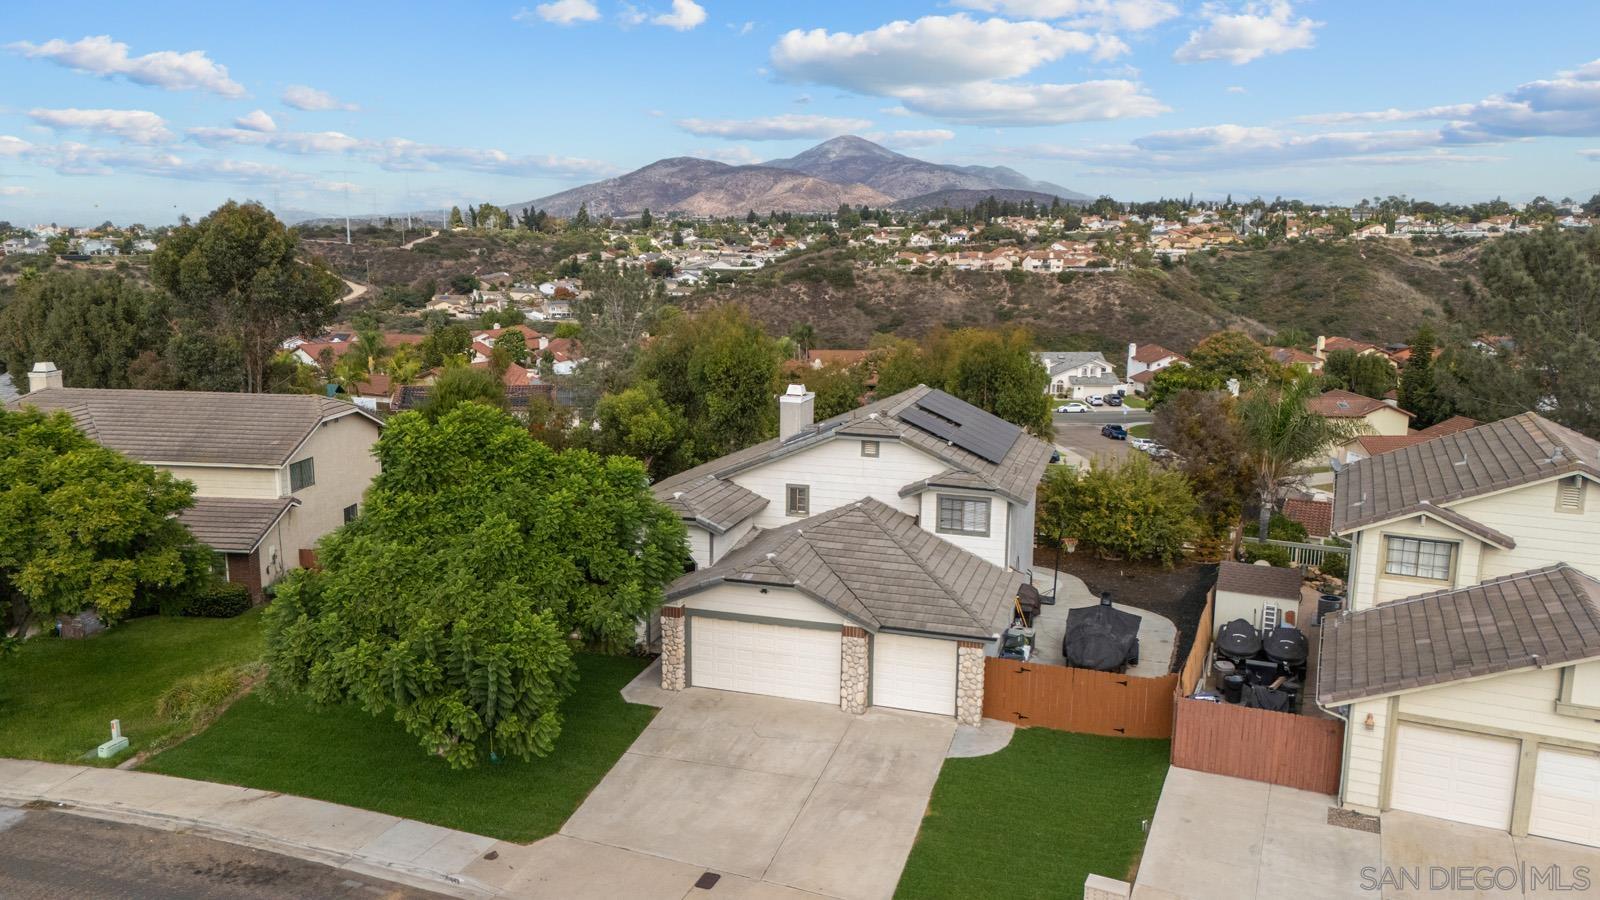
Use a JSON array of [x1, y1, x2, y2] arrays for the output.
[[0, 186, 29, 196], [897, 79, 1167, 125], [1226, 85, 1247, 94], [368, 139, 617, 178], [677, 114, 875, 140], [0, 136, 34, 157], [517, 0, 600, 25], [188, 126, 364, 154], [867, 129, 957, 149], [771, 15, 1108, 94], [1582, 149, 1600, 160], [234, 109, 277, 132], [281, 85, 358, 112], [1173, 2, 1320, 65], [8, 35, 244, 96], [618, 3, 647, 26], [954, 0, 1179, 31], [654, 0, 707, 30], [1010, 125, 1500, 173], [28, 108, 172, 144], [732, 21, 756, 36], [5, 139, 356, 191], [694, 145, 764, 165]]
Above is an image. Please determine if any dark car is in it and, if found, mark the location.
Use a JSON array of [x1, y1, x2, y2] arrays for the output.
[[1105, 394, 1123, 407], [1101, 424, 1127, 440]]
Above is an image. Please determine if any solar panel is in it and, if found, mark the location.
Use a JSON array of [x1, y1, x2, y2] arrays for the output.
[[898, 391, 1021, 464]]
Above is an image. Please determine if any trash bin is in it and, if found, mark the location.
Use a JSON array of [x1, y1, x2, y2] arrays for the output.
[[1317, 594, 1343, 625]]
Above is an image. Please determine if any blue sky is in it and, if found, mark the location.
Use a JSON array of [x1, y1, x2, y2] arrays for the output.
[[4, 1, 1600, 224]]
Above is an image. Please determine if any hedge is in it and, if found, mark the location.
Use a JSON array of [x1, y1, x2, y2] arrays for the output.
[[181, 581, 253, 618]]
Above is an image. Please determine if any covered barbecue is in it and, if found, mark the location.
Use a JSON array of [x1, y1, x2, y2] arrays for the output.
[[1062, 593, 1142, 672]]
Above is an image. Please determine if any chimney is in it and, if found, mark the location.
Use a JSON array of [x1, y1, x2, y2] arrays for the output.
[[1127, 342, 1137, 370], [779, 383, 814, 441], [28, 361, 63, 393], [1315, 335, 1327, 357]]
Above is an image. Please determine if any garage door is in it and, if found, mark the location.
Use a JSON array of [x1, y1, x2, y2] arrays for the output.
[[689, 616, 841, 705], [1530, 747, 1600, 848], [872, 634, 957, 716], [1390, 724, 1519, 830]]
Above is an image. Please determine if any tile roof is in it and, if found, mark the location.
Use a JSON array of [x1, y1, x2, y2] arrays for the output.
[[1269, 346, 1322, 368], [1131, 343, 1183, 364], [661, 475, 768, 534], [1038, 351, 1111, 375], [1317, 564, 1600, 704], [389, 382, 554, 413], [652, 385, 1053, 507], [1215, 560, 1303, 601], [668, 497, 1021, 639], [1308, 389, 1411, 420], [178, 497, 297, 553], [1333, 412, 1600, 534], [1280, 498, 1333, 538], [1420, 415, 1481, 437], [8, 388, 379, 467]]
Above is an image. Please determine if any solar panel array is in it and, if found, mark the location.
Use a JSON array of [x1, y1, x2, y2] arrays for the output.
[[897, 391, 1022, 464]]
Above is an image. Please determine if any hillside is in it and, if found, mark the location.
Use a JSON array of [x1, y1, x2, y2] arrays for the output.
[[890, 188, 1072, 211], [510, 157, 890, 218], [763, 136, 1086, 201]]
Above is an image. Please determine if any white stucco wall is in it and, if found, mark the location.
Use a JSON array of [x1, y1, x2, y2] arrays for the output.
[[669, 582, 847, 626], [730, 436, 944, 529], [1007, 492, 1036, 575], [1399, 666, 1600, 746]]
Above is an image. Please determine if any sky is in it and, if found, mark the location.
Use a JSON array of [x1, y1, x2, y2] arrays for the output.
[[4, 0, 1600, 225]]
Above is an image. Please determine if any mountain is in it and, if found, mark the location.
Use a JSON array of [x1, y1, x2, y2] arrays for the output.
[[762, 136, 1090, 203], [511, 157, 892, 218], [889, 189, 1074, 212]]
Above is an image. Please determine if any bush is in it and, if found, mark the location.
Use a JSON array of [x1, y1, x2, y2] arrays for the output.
[[181, 581, 252, 618], [1036, 454, 1197, 566], [1267, 512, 1309, 543], [1242, 543, 1293, 568], [156, 666, 250, 724], [1319, 550, 1348, 580]]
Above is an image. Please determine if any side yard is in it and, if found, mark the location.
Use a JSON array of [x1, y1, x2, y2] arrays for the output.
[[895, 730, 1170, 899]]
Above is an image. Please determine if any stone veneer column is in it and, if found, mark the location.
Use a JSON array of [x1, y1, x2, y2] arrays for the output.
[[955, 641, 985, 726], [660, 607, 686, 691], [840, 626, 869, 714]]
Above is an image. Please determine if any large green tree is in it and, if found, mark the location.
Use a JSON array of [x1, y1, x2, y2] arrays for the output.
[[1321, 348, 1397, 400], [1035, 454, 1196, 566], [1153, 389, 1256, 543], [1237, 375, 1366, 539], [592, 381, 686, 479], [865, 328, 1051, 435], [263, 403, 685, 767], [1, 407, 209, 634], [152, 201, 342, 393], [0, 271, 172, 392], [420, 365, 506, 421], [635, 306, 781, 465]]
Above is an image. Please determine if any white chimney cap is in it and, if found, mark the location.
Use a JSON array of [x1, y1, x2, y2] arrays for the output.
[[31, 361, 59, 374], [784, 383, 808, 397]]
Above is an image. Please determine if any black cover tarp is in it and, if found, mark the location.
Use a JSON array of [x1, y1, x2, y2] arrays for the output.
[[1240, 684, 1294, 711], [1064, 601, 1142, 671], [1215, 618, 1262, 661], [1262, 626, 1308, 667]]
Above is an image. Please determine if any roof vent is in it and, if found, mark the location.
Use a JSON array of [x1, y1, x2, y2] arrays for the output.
[[672, 491, 683, 500]]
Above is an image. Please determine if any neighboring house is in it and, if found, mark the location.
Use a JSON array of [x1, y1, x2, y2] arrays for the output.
[[8, 363, 383, 601], [650, 384, 1053, 723], [1317, 412, 1600, 847], [1269, 345, 1324, 374], [1315, 335, 1395, 366], [1310, 389, 1414, 463], [1345, 415, 1480, 463], [1125, 343, 1185, 392], [1036, 351, 1116, 399], [1280, 497, 1334, 539], [1212, 560, 1304, 634]]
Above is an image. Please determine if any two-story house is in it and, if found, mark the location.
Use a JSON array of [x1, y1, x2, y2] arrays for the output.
[[1317, 412, 1600, 848], [1124, 343, 1186, 395], [648, 384, 1053, 724], [9, 362, 383, 601], [1036, 351, 1118, 400], [1310, 389, 1414, 464]]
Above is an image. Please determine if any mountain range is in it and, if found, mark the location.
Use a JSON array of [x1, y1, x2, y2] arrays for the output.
[[509, 136, 1090, 219]]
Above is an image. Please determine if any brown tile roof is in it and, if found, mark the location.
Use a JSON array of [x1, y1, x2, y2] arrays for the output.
[[1132, 343, 1183, 364], [1316, 564, 1600, 704], [1280, 498, 1333, 538], [7, 388, 380, 467], [1352, 418, 1479, 457], [661, 475, 768, 534], [668, 497, 1021, 640], [178, 497, 297, 553], [1420, 415, 1481, 437], [1321, 336, 1382, 355], [1215, 560, 1303, 601], [390, 382, 554, 413], [1269, 346, 1322, 368], [1308, 389, 1412, 420], [1334, 412, 1600, 534]]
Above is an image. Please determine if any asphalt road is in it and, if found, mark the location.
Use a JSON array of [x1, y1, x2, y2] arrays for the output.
[[1052, 408, 1154, 426], [0, 806, 449, 900]]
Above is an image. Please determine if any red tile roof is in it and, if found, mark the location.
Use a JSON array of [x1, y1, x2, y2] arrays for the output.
[[1131, 343, 1182, 364], [1307, 389, 1412, 419], [1281, 498, 1333, 538]]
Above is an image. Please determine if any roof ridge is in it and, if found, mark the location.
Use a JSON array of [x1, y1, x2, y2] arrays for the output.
[[856, 498, 989, 629]]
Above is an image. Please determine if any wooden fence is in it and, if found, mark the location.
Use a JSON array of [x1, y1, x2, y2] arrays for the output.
[[982, 658, 1177, 739], [1170, 697, 1345, 794]]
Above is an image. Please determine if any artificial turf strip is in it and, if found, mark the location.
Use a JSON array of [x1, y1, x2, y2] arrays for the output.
[[141, 653, 656, 843], [0, 610, 266, 764], [895, 729, 1170, 900]]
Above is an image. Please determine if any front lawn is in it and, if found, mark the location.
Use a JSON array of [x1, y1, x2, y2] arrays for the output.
[[896, 729, 1169, 899], [0, 610, 265, 764], [142, 653, 656, 843], [1126, 423, 1154, 438]]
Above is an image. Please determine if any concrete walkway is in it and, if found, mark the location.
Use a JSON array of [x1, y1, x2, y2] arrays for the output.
[[1029, 569, 1178, 677]]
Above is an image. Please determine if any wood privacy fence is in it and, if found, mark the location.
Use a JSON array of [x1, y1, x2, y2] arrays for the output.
[[1170, 697, 1344, 794], [982, 658, 1177, 739]]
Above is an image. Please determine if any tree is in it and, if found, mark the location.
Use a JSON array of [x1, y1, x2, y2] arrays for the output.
[[789, 324, 816, 358], [1, 406, 209, 635], [1035, 454, 1196, 566], [1397, 326, 1448, 426], [592, 381, 686, 478], [1186, 331, 1277, 385], [151, 202, 342, 393], [420, 365, 506, 421], [647, 258, 675, 278], [495, 329, 529, 367], [1322, 349, 1396, 400], [639, 208, 653, 230], [0, 271, 170, 392], [263, 403, 686, 767], [944, 329, 1052, 436], [448, 206, 464, 228], [1153, 390, 1255, 544], [800, 364, 868, 420], [1236, 375, 1366, 540], [573, 203, 591, 229], [420, 323, 472, 368], [573, 265, 664, 400], [634, 306, 781, 465], [1144, 362, 1225, 409]]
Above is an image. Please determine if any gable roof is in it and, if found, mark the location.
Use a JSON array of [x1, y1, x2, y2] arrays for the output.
[[1334, 412, 1600, 534], [8, 388, 381, 467], [668, 497, 1021, 640], [652, 385, 1053, 507], [1308, 389, 1411, 420], [1215, 560, 1303, 601], [660, 475, 769, 534], [1038, 351, 1110, 376], [1317, 564, 1600, 704], [1131, 343, 1183, 364], [178, 497, 298, 553], [1280, 498, 1333, 538]]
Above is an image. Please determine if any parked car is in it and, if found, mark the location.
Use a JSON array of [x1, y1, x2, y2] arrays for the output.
[[1088, 395, 1104, 406], [1056, 402, 1089, 413], [1101, 424, 1127, 440], [1129, 437, 1155, 451], [1105, 394, 1123, 407]]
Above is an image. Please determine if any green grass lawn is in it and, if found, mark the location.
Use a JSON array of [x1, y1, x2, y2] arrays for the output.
[[895, 729, 1169, 900], [1126, 423, 1154, 438], [142, 653, 656, 843], [0, 611, 265, 764], [1121, 395, 1148, 409]]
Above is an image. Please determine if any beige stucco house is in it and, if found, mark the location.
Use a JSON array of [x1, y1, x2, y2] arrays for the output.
[[1310, 389, 1414, 464], [1317, 412, 1600, 849]]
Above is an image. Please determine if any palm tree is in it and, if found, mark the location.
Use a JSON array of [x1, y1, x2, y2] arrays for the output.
[[1237, 374, 1368, 540], [353, 329, 387, 375]]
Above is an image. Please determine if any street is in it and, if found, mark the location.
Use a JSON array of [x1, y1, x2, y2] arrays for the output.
[[0, 806, 449, 900], [1052, 405, 1152, 465]]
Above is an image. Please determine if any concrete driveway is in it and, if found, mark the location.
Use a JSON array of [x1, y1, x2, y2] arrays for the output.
[[560, 688, 955, 900]]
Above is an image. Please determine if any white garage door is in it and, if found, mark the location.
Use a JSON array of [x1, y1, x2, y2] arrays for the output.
[[872, 634, 957, 716], [1530, 747, 1600, 848], [1390, 724, 1519, 830], [689, 616, 841, 705]]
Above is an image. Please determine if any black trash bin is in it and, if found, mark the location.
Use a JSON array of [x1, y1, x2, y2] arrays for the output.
[[1317, 594, 1343, 625]]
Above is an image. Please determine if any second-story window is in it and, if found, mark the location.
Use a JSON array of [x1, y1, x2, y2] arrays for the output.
[[786, 484, 809, 517], [1384, 536, 1453, 581], [937, 495, 990, 537], [289, 458, 316, 492]]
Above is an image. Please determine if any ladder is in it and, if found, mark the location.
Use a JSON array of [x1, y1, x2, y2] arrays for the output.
[[1261, 603, 1281, 632]]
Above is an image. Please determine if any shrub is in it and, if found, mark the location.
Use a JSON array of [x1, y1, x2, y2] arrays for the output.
[[1267, 512, 1309, 543], [156, 666, 250, 724], [182, 581, 252, 618], [1036, 454, 1197, 566], [1319, 550, 1348, 580], [1242, 543, 1293, 568]]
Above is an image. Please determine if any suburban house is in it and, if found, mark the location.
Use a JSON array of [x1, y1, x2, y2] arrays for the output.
[[1269, 345, 1324, 374], [7, 362, 383, 600], [1343, 415, 1480, 463], [1309, 389, 1414, 463], [649, 384, 1053, 724], [1124, 343, 1186, 395], [1315, 335, 1395, 366], [1036, 351, 1118, 399], [1281, 497, 1334, 539], [1317, 412, 1600, 849]]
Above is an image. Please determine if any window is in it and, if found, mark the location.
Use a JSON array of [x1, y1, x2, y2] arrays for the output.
[[343, 504, 358, 524], [861, 440, 880, 458], [786, 484, 809, 517], [937, 495, 990, 536], [289, 458, 316, 492], [1384, 536, 1454, 581]]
